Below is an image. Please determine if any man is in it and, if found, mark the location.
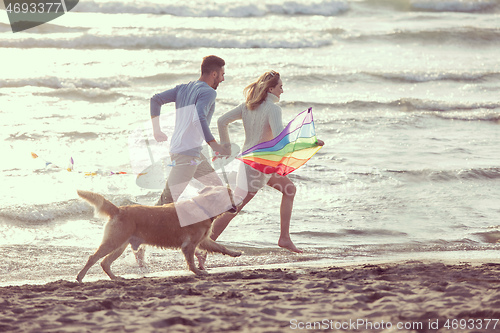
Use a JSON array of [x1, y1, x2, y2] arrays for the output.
[[151, 55, 229, 206], [130, 56, 229, 263]]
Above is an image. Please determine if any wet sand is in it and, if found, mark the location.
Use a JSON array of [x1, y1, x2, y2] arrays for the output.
[[1, 260, 500, 332]]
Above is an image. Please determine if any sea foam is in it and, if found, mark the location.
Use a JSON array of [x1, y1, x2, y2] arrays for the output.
[[73, 0, 350, 17], [410, 0, 498, 12]]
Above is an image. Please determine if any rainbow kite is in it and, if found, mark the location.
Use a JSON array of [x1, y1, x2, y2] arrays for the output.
[[237, 107, 322, 176]]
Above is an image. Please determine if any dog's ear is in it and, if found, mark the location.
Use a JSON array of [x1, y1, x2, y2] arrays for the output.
[[198, 186, 214, 195]]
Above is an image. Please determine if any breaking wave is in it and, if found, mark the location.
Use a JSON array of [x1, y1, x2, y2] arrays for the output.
[[73, 0, 350, 17], [410, 0, 499, 13], [0, 32, 332, 50], [0, 77, 129, 90], [283, 99, 500, 115], [387, 167, 500, 182]]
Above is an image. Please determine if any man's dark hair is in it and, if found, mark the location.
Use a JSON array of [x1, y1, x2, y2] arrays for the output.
[[201, 55, 225, 75]]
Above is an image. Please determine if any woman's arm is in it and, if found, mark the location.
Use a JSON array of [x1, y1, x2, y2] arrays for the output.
[[217, 104, 244, 145], [268, 105, 284, 138]]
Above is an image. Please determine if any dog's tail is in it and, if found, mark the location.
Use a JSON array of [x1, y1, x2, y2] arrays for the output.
[[77, 190, 119, 218]]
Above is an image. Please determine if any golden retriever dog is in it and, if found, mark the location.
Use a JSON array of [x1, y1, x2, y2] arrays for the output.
[[76, 186, 241, 282]]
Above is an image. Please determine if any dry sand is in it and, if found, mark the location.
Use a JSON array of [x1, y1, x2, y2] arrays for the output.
[[1, 260, 500, 332]]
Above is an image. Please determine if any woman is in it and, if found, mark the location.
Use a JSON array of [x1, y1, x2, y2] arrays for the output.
[[198, 70, 324, 269]]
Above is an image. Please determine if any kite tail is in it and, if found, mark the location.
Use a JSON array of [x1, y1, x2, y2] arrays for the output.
[[77, 190, 119, 218]]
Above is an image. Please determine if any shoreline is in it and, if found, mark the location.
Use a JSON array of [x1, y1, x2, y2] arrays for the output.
[[1, 257, 500, 332], [2, 249, 499, 288]]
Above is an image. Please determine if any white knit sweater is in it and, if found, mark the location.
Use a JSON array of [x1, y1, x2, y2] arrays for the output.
[[218, 93, 284, 152]]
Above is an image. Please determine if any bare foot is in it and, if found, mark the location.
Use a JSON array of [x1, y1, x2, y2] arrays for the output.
[[133, 247, 146, 268], [195, 250, 207, 270], [278, 238, 303, 253]]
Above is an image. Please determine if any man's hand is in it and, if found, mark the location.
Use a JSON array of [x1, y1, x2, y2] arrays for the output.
[[154, 131, 168, 142], [208, 140, 231, 156], [151, 116, 168, 142], [316, 139, 325, 146], [221, 143, 232, 156]]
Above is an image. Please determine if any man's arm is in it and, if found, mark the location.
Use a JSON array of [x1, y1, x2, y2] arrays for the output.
[[150, 87, 178, 142], [195, 89, 230, 155], [195, 89, 217, 143]]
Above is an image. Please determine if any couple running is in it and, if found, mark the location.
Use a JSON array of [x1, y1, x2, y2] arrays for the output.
[[135, 55, 324, 269]]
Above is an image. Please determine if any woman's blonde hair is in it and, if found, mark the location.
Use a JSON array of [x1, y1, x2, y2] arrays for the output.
[[244, 70, 280, 110]]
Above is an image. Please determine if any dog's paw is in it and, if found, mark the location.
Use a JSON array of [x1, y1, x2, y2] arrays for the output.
[[194, 269, 209, 276], [76, 274, 85, 283], [138, 266, 150, 275], [230, 251, 242, 257], [111, 276, 126, 281]]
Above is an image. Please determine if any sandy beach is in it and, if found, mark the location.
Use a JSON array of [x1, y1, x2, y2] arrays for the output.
[[1, 260, 499, 333]]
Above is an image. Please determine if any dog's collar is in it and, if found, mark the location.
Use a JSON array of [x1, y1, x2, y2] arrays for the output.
[[192, 197, 217, 223]]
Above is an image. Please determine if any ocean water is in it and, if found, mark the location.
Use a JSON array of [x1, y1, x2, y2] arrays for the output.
[[1, 0, 500, 286]]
